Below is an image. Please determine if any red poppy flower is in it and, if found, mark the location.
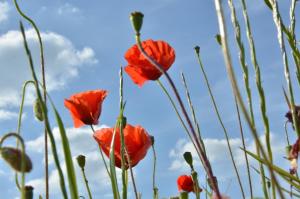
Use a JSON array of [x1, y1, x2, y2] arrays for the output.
[[177, 175, 194, 192], [124, 39, 175, 87], [64, 90, 108, 128], [93, 124, 152, 168]]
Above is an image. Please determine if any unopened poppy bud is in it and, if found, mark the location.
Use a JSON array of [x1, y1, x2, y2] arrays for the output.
[[130, 11, 144, 35], [76, 155, 86, 169], [194, 46, 200, 55], [24, 185, 34, 199], [150, 136, 155, 146], [33, 99, 44, 121], [1, 147, 32, 172], [183, 151, 193, 167], [215, 34, 222, 45]]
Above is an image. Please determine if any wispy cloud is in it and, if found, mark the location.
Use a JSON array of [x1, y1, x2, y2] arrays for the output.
[[0, 1, 10, 23], [57, 3, 80, 15], [0, 28, 97, 108]]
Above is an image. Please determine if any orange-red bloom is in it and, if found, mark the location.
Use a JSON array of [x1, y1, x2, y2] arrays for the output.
[[64, 90, 108, 128], [124, 39, 175, 86], [93, 124, 152, 168], [177, 175, 194, 192]]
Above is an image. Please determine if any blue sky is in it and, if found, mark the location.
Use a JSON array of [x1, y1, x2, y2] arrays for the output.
[[0, 0, 299, 198]]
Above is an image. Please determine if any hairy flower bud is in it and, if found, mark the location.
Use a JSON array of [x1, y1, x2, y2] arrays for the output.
[[130, 12, 144, 35], [1, 147, 32, 172], [33, 99, 44, 121], [76, 155, 86, 169]]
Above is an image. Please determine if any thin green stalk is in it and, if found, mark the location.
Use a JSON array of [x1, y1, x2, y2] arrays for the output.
[[270, 0, 300, 138], [135, 35, 221, 198], [15, 80, 35, 190], [119, 68, 128, 199], [90, 125, 111, 178], [0, 133, 26, 199], [20, 22, 69, 199], [12, 1, 49, 197], [180, 73, 207, 155], [156, 80, 203, 163], [124, 146, 139, 199], [234, 97, 253, 199], [213, 0, 285, 197], [194, 52, 245, 198], [151, 143, 158, 199], [239, 0, 273, 196], [80, 167, 93, 199]]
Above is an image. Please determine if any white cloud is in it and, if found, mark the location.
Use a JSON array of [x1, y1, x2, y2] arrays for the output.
[[26, 125, 123, 198], [0, 109, 18, 120], [0, 1, 10, 23], [0, 28, 97, 109], [57, 3, 80, 15], [169, 133, 287, 178]]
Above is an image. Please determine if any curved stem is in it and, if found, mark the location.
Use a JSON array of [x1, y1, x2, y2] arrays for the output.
[[151, 143, 158, 199], [0, 132, 26, 199], [13, 1, 48, 197]]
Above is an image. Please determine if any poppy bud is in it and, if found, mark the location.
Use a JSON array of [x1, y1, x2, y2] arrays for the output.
[[194, 46, 200, 55], [215, 34, 222, 45], [76, 155, 86, 169], [1, 147, 32, 172], [183, 151, 193, 167], [130, 11, 144, 35], [119, 116, 127, 129], [150, 136, 155, 146], [33, 99, 44, 121], [24, 185, 34, 199]]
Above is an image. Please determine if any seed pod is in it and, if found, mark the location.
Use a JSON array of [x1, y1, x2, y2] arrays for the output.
[[130, 12, 144, 35], [33, 99, 44, 121], [76, 155, 86, 169], [1, 147, 32, 172], [183, 151, 193, 167]]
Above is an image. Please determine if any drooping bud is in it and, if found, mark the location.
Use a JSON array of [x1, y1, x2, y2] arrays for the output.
[[150, 135, 155, 146], [183, 152, 193, 167], [24, 185, 34, 199], [76, 155, 86, 169], [194, 46, 200, 55], [215, 34, 222, 45], [0, 147, 32, 172], [130, 12, 144, 35], [33, 99, 44, 121]]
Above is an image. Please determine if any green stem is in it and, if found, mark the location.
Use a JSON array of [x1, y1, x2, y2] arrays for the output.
[[270, 0, 300, 137], [194, 51, 245, 198], [19, 22, 69, 199], [238, 0, 273, 196], [12, 1, 49, 197], [0, 132, 26, 199], [80, 168, 93, 199], [156, 80, 202, 158], [151, 143, 158, 199], [213, 0, 285, 197], [234, 97, 253, 199]]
